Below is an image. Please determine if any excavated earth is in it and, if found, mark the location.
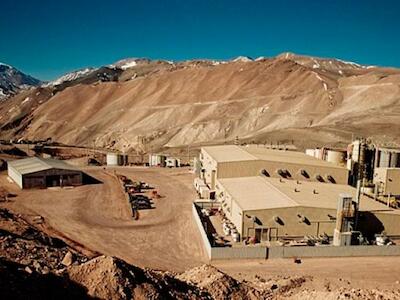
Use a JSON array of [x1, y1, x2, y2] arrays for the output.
[[1, 207, 400, 299]]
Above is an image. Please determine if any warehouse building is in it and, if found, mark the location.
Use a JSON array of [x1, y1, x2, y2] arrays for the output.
[[215, 176, 400, 242], [8, 157, 83, 189], [200, 145, 349, 189]]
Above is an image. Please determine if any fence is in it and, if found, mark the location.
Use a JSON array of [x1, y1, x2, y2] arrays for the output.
[[268, 244, 400, 259], [192, 202, 213, 258]]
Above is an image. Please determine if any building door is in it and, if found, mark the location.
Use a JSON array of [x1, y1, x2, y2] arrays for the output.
[[46, 175, 61, 187]]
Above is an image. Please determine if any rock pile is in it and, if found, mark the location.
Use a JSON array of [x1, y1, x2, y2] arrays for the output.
[[0, 208, 86, 274]]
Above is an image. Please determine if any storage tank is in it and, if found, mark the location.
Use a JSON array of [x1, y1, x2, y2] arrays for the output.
[[351, 141, 360, 161], [106, 153, 119, 166], [148, 154, 166, 167], [327, 150, 346, 165], [389, 152, 400, 168], [379, 151, 390, 168], [314, 148, 323, 159], [305, 149, 315, 157], [119, 154, 128, 166]]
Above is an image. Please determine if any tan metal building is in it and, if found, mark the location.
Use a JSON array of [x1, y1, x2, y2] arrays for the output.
[[216, 176, 400, 241], [373, 167, 400, 196], [8, 157, 83, 189], [200, 145, 349, 189]]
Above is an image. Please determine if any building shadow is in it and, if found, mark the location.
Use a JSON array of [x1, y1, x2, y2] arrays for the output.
[[82, 173, 103, 185], [357, 211, 385, 241]]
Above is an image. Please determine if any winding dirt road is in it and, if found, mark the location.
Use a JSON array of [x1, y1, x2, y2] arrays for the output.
[[1, 166, 206, 271]]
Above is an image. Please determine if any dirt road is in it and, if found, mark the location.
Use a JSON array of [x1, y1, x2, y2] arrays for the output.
[[1, 167, 206, 271], [2, 166, 400, 288], [214, 256, 400, 290]]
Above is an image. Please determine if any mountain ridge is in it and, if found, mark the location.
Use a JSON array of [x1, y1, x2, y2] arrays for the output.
[[0, 63, 42, 100], [0, 52, 399, 151]]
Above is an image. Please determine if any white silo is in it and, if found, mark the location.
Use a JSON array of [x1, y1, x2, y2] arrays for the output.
[[327, 150, 346, 165], [107, 153, 119, 166]]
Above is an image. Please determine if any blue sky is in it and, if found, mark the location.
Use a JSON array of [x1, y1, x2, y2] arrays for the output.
[[1, 0, 399, 80]]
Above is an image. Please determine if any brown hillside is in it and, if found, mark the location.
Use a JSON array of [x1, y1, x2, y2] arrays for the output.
[[1, 54, 400, 151]]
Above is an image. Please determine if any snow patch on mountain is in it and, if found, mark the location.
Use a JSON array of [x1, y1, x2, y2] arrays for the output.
[[119, 60, 137, 70], [232, 56, 253, 62], [43, 68, 96, 87], [255, 56, 266, 61], [337, 59, 362, 68], [0, 62, 42, 100], [0, 88, 6, 99], [110, 58, 152, 70]]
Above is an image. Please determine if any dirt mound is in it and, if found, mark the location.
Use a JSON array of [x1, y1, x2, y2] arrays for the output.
[[0, 258, 91, 300], [177, 264, 265, 299], [67, 255, 204, 299], [0, 208, 87, 274]]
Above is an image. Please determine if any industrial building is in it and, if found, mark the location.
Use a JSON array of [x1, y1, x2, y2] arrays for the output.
[[200, 145, 349, 190], [215, 175, 400, 242], [8, 157, 83, 189], [195, 145, 400, 244]]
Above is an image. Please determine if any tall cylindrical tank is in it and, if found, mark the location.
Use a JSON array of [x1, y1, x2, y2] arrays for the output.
[[107, 153, 119, 166], [327, 150, 346, 165], [149, 154, 166, 167], [314, 148, 323, 159], [305, 149, 315, 157], [390, 152, 400, 168], [379, 151, 390, 168], [351, 140, 360, 161], [119, 154, 128, 166]]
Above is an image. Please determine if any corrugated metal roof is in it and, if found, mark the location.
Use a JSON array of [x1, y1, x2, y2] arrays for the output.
[[8, 157, 79, 175]]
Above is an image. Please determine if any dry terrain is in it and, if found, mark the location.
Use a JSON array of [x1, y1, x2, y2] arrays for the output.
[[0, 167, 206, 271], [1, 53, 400, 153], [1, 166, 400, 298]]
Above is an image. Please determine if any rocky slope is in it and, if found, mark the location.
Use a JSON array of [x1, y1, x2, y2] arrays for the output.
[[1, 206, 400, 299], [0, 63, 41, 100], [0, 53, 399, 151]]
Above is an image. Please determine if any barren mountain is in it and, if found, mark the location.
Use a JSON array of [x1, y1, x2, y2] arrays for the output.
[[0, 63, 41, 101], [1, 53, 400, 151]]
